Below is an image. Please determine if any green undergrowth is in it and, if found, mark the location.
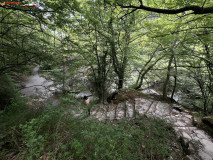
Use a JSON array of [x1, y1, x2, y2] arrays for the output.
[[0, 97, 41, 159], [0, 74, 17, 110], [1, 102, 184, 160], [0, 93, 183, 160]]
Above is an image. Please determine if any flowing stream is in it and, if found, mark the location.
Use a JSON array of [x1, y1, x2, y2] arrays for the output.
[[21, 66, 60, 106]]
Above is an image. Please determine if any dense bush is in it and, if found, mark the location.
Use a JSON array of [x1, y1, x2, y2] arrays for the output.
[[0, 97, 39, 159], [0, 75, 17, 110], [0, 92, 183, 160], [15, 108, 182, 160]]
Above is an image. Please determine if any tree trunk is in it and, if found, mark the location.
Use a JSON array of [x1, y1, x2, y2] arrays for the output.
[[118, 78, 123, 90], [162, 53, 174, 99], [135, 57, 163, 90], [171, 57, 177, 101]]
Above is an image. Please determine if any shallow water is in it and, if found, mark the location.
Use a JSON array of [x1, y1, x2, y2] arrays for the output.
[[21, 66, 59, 106], [21, 66, 54, 98]]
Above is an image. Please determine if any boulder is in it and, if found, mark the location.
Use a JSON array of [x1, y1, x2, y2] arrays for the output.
[[75, 91, 92, 99]]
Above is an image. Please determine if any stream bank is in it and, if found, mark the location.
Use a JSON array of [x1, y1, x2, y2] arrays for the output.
[[19, 67, 213, 160]]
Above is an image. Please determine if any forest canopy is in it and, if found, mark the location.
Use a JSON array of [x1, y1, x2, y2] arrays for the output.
[[0, 0, 213, 114], [0, 0, 213, 159]]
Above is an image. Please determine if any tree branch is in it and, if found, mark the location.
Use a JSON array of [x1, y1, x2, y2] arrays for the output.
[[120, 8, 137, 19], [117, 3, 213, 14], [139, 0, 143, 6], [0, 5, 57, 13]]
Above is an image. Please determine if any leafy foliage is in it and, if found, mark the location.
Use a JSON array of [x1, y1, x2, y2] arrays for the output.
[[17, 108, 181, 160], [0, 75, 17, 110]]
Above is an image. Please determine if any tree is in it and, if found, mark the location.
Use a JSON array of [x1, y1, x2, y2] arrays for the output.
[[0, 7, 55, 74]]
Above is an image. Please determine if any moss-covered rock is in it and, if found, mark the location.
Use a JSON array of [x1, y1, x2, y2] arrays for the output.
[[111, 89, 148, 104], [202, 116, 213, 129]]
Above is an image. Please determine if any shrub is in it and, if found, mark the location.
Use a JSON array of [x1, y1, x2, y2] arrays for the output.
[[17, 108, 182, 160], [0, 75, 17, 110], [0, 97, 40, 159]]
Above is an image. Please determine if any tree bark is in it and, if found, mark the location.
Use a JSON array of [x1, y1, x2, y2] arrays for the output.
[[171, 57, 177, 101], [109, 16, 129, 90], [162, 53, 174, 99]]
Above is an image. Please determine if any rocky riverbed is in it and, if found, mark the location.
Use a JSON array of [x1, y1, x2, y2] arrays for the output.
[[72, 97, 213, 160], [21, 67, 213, 160]]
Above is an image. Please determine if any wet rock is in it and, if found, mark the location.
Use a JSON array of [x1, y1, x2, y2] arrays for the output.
[[192, 117, 199, 126], [182, 155, 193, 160], [109, 90, 148, 104], [173, 106, 183, 112], [142, 89, 160, 95], [179, 136, 191, 155], [202, 116, 213, 129], [75, 91, 92, 99]]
